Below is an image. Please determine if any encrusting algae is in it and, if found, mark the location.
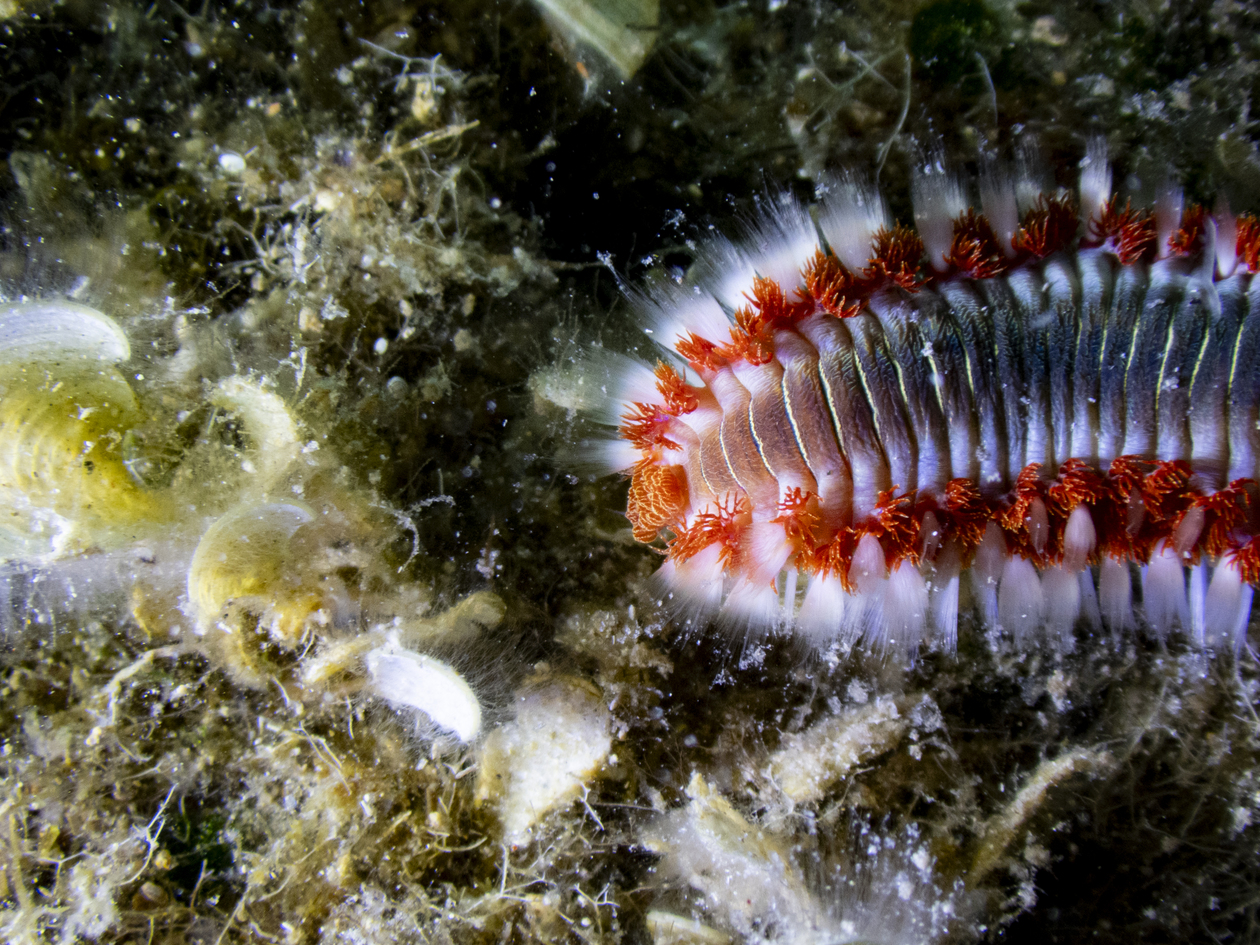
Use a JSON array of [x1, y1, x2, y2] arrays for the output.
[[3, 2, 1260, 944]]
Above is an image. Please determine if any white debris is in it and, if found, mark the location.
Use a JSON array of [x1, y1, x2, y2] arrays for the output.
[[767, 695, 910, 804], [217, 151, 246, 174], [644, 774, 826, 942], [970, 746, 1115, 882], [646, 910, 732, 945], [645, 775, 962, 944], [475, 675, 612, 846]]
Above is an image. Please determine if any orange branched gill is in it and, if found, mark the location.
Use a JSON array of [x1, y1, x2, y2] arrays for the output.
[[1236, 213, 1260, 273], [945, 208, 1007, 278], [1089, 196, 1157, 265], [865, 224, 926, 290], [1013, 194, 1078, 259], [627, 462, 688, 544], [1168, 204, 1207, 257]]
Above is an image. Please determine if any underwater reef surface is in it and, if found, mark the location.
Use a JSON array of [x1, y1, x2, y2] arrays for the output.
[[0, 1, 1259, 943]]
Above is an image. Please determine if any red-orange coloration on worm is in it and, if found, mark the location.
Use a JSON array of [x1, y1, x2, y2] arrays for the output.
[[1168, 204, 1207, 257], [1013, 194, 1078, 259], [1091, 196, 1157, 264], [627, 462, 689, 544], [865, 225, 927, 290], [1236, 213, 1260, 273], [803, 251, 864, 318], [945, 208, 1007, 278]]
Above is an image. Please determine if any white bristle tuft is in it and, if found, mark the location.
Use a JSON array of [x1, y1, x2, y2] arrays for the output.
[[740, 521, 793, 584], [998, 556, 1044, 646], [1099, 556, 1134, 633], [1062, 504, 1097, 573], [1205, 559, 1252, 655], [979, 160, 1019, 257], [1154, 187, 1184, 261], [972, 522, 1007, 630], [741, 192, 822, 296], [1041, 565, 1080, 651], [849, 533, 887, 593], [851, 586, 889, 652], [929, 567, 961, 654], [781, 567, 798, 619], [584, 437, 643, 474], [926, 543, 962, 654], [1142, 540, 1188, 638], [720, 578, 784, 640], [1079, 137, 1112, 228], [1078, 568, 1102, 632], [796, 572, 850, 647], [1014, 140, 1052, 213], [883, 561, 929, 654], [684, 235, 755, 313], [1214, 201, 1238, 277], [656, 543, 727, 625], [1235, 585, 1254, 657], [844, 535, 890, 649], [816, 174, 890, 273], [610, 359, 671, 415], [544, 347, 698, 475], [692, 193, 820, 308], [912, 153, 968, 271], [1187, 561, 1207, 648], [639, 282, 733, 354]]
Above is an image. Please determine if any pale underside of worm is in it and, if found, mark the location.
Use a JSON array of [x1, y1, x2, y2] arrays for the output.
[[595, 143, 1260, 658]]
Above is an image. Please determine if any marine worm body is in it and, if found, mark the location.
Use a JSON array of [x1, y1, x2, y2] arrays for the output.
[[596, 145, 1260, 657]]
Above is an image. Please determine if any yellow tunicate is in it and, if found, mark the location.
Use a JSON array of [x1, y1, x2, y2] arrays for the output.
[[0, 300, 171, 557], [188, 500, 328, 685], [0, 365, 165, 556]]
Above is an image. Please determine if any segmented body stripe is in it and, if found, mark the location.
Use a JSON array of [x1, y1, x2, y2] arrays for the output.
[[817, 343, 888, 514], [1098, 262, 1144, 464], [750, 379, 808, 485], [699, 258, 1259, 500], [699, 428, 739, 499], [782, 359, 852, 522], [1228, 286, 1260, 481], [1071, 250, 1109, 464]]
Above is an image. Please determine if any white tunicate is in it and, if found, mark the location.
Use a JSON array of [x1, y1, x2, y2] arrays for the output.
[[364, 646, 482, 742], [647, 775, 964, 944], [187, 501, 316, 637], [645, 911, 731, 945]]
